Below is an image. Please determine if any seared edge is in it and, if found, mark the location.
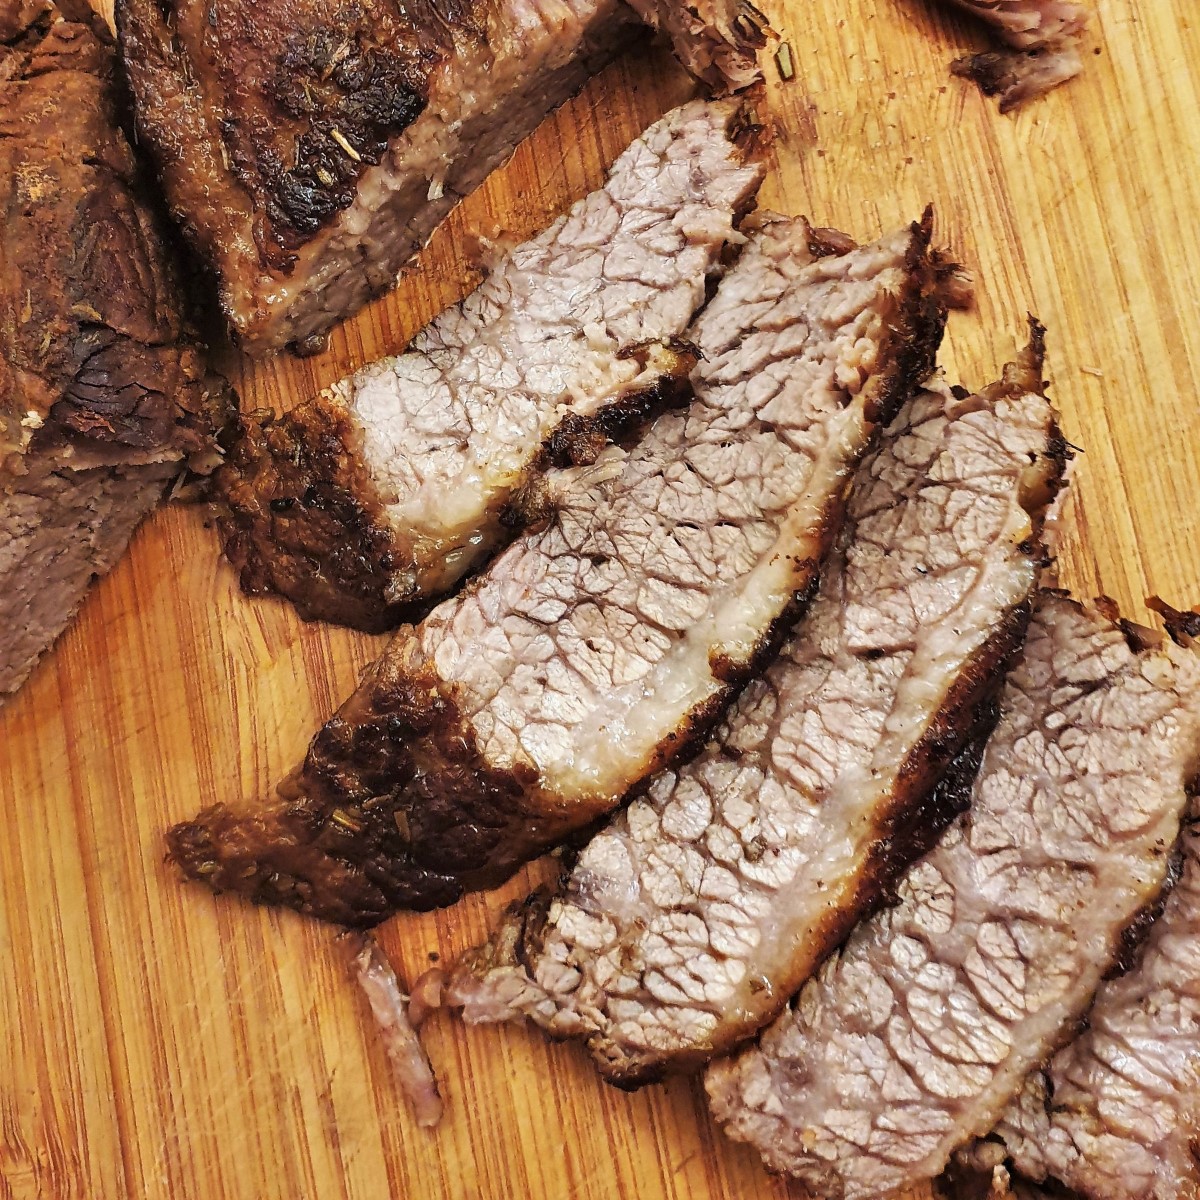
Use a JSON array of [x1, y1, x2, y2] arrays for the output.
[[214, 340, 696, 634]]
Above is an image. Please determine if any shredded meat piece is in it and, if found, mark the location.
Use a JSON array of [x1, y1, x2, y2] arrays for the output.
[[351, 937, 444, 1129], [946, 0, 1090, 111]]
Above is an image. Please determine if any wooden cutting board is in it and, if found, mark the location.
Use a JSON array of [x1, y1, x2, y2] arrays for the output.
[[3, 1, 1199, 1196]]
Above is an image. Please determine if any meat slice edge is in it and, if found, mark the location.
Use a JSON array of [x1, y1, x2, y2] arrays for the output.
[[946, 0, 1090, 111], [116, 0, 766, 354], [165, 213, 955, 925], [706, 592, 1200, 1199], [447, 328, 1067, 1086], [987, 612, 1200, 1200], [213, 99, 766, 632], [0, 5, 229, 697]]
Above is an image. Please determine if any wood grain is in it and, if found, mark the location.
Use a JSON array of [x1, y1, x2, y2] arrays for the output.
[[3, 1, 1199, 1197]]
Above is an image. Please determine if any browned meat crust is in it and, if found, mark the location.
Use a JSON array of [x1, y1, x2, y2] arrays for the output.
[[116, 0, 640, 352], [0, 3, 229, 695], [166, 215, 955, 926], [215, 359, 695, 632]]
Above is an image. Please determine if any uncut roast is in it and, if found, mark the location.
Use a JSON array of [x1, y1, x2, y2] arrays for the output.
[[0, 1, 226, 698], [116, 0, 768, 353]]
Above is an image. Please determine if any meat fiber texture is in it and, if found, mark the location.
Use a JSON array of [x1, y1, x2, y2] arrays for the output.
[[214, 99, 766, 632], [946, 0, 1090, 111], [116, 0, 765, 356], [165, 213, 954, 927], [624, 0, 769, 92], [988, 608, 1200, 1200], [0, 3, 228, 697], [707, 592, 1200, 1199], [448, 330, 1067, 1086]]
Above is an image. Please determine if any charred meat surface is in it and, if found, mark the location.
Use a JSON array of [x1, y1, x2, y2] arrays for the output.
[[116, 0, 764, 353], [0, 2, 227, 697], [214, 100, 766, 632], [707, 593, 1200, 1199], [166, 213, 955, 925], [992, 616, 1200, 1199], [947, 0, 1090, 111], [448, 330, 1067, 1086]]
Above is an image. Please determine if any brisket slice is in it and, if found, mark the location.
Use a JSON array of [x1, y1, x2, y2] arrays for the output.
[[706, 593, 1200, 1199], [116, 0, 764, 356], [448, 330, 1067, 1086], [0, 4, 227, 697], [166, 214, 955, 926], [946, 0, 1090, 111], [214, 100, 765, 633], [988, 612, 1200, 1200]]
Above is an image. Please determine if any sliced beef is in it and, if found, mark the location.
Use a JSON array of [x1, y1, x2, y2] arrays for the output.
[[448, 331, 1067, 1086], [213, 100, 765, 632], [946, 0, 1090, 111], [116, 0, 764, 355], [991, 622, 1200, 1199], [707, 593, 1200, 1199], [165, 214, 955, 926], [0, 3, 227, 697]]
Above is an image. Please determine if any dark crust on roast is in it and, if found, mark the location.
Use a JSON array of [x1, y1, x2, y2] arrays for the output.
[[212, 346, 697, 633], [212, 397, 407, 634], [1, 4, 230, 465], [116, 0, 475, 268], [166, 220, 955, 927], [1100, 828, 1187, 983]]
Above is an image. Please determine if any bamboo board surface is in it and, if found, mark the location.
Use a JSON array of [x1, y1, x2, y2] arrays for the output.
[[3, 1, 1200, 1197]]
